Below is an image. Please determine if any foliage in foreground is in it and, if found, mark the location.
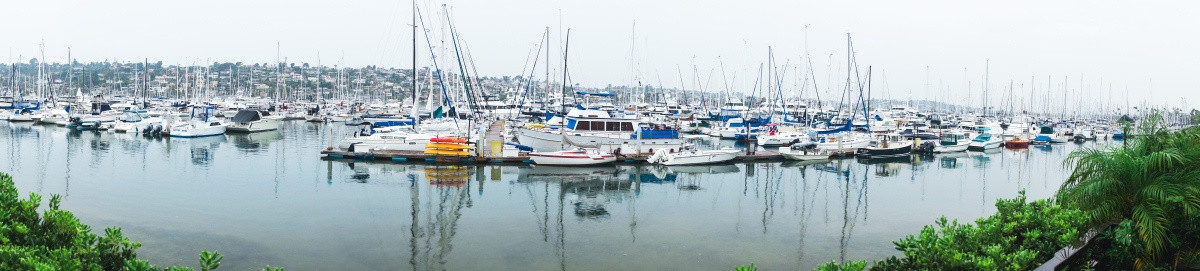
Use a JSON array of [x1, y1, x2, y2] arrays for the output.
[[1059, 114, 1200, 269], [815, 260, 866, 271], [867, 191, 1087, 271], [0, 172, 282, 270], [732, 263, 757, 271]]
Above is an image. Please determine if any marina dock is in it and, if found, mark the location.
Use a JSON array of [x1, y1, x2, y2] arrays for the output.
[[319, 148, 786, 164]]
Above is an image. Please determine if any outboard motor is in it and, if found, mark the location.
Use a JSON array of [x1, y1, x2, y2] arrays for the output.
[[916, 141, 938, 153], [68, 116, 83, 127]]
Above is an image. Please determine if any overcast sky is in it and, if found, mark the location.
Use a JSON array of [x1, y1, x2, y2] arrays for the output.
[[6, 0, 1198, 110]]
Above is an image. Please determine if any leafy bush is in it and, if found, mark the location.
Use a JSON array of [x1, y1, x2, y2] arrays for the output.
[[868, 191, 1087, 271], [733, 263, 757, 271], [0, 172, 281, 270], [815, 260, 866, 271]]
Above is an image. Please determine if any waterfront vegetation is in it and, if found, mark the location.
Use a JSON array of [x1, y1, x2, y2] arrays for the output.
[[0, 172, 282, 270], [800, 113, 1200, 270]]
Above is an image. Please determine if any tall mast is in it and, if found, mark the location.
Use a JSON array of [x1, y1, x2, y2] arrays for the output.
[[38, 41, 45, 101], [67, 48, 72, 101], [544, 26, 550, 111], [411, 0, 418, 107], [562, 29, 570, 109]]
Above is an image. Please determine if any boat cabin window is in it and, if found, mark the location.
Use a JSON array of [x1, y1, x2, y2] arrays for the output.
[[574, 120, 635, 131]]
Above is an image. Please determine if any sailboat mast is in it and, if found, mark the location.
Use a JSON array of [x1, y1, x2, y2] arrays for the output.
[[544, 27, 550, 112], [562, 29, 570, 109], [412, 0, 418, 106]]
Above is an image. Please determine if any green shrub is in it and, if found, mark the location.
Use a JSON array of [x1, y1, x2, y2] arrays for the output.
[[815, 260, 866, 271], [0, 172, 281, 270], [869, 191, 1087, 271]]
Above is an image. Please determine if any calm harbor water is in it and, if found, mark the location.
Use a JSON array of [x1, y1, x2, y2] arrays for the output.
[[0, 121, 1102, 270]]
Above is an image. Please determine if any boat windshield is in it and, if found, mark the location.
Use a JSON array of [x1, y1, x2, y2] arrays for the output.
[[973, 134, 991, 142], [121, 112, 143, 122]]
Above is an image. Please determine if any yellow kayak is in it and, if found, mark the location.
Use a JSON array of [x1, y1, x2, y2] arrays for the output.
[[425, 143, 472, 150]]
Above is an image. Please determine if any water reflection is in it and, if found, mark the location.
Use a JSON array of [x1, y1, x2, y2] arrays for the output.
[[0, 122, 1107, 270], [228, 131, 282, 153], [174, 136, 227, 167]]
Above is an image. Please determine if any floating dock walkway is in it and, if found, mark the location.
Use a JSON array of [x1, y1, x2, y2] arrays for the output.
[[322, 120, 807, 165], [320, 148, 785, 165]]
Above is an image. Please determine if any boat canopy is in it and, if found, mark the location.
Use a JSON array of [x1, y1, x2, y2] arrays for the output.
[[230, 110, 264, 123]]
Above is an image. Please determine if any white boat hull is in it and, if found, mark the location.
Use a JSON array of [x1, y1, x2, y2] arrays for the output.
[[343, 133, 434, 152], [932, 143, 969, 153], [170, 123, 228, 138], [227, 118, 283, 133], [528, 151, 617, 166], [968, 140, 1004, 150], [651, 149, 739, 165]]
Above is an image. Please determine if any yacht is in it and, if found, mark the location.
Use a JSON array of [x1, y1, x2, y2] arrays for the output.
[[112, 110, 163, 133], [779, 143, 833, 161], [648, 148, 740, 166], [967, 132, 1004, 151], [811, 132, 872, 154], [716, 117, 763, 140], [7, 108, 37, 122], [168, 106, 227, 138], [517, 107, 686, 154], [755, 124, 808, 147], [856, 133, 913, 158], [227, 109, 284, 133], [927, 130, 970, 153], [528, 148, 617, 166], [1032, 125, 1065, 145], [37, 108, 71, 125]]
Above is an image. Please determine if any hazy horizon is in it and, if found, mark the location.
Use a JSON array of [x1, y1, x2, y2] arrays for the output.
[[6, 0, 1198, 109]]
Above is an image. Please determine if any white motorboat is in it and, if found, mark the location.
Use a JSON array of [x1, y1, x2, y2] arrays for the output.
[[169, 106, 227, 138], [169, 121, 227, 138], [112, 110, 163, 133], [227, 109, 283, 133], [931, 130, 970, 153], [967, 133, 1004, 151], [37, 108, 70, 125], [716, 118, 762, 140], [856, 133, 914, 158], [1032, 125, 1066, 144], [778, 143, 831, 161], [517, 107, 686, 154], [812, 132, 872, 154], [648, 148, 740, 166], [756, 128, 808, 147], [7, 108, 37, 122], [528, 148, 617, 166], [343, 130, 437, 152]]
